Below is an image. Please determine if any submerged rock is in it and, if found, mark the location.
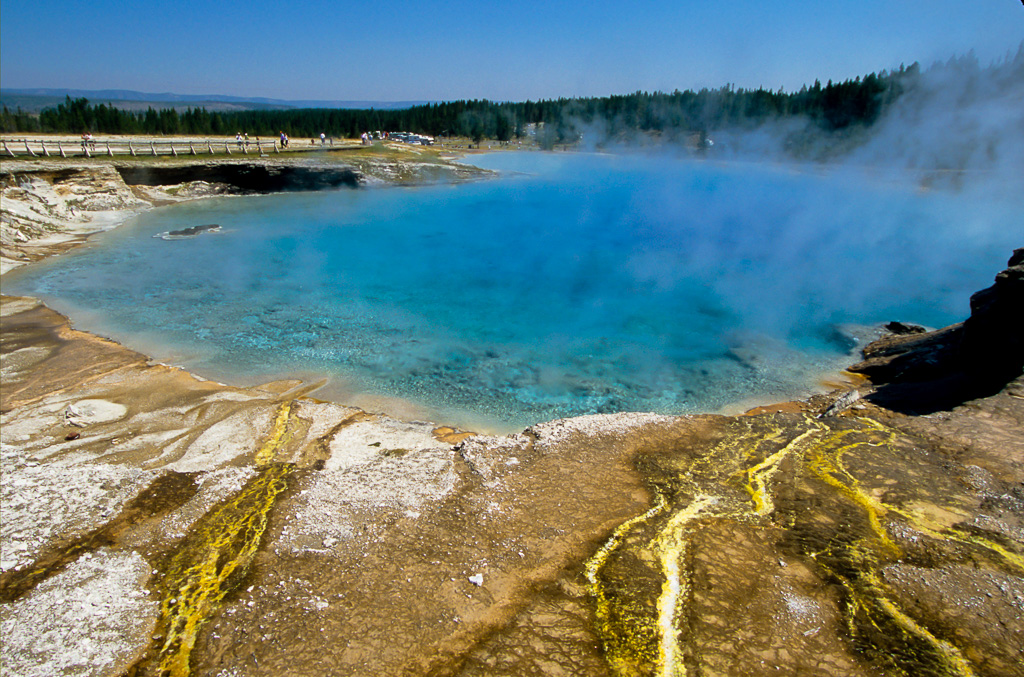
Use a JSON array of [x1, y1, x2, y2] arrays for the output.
[[153, 224, 222, 240], [884, 320, 927, 335]]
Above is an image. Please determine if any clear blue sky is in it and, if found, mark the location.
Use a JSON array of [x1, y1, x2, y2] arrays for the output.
[[1, 0, 1021, 102]]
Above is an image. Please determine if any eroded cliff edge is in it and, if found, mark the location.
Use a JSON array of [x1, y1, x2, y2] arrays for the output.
[[1, 160, 1021, 677]]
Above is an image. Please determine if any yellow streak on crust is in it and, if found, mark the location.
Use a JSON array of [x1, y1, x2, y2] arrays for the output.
[[655, 495, 718, 677], [804, 419, 899, 555], [741, 427, 817, 516], [254, 400, 295, 466], [585, 493, 669, 675], [586, 413, 992, 677], [866, 571, 978, 677], [156, 463, 292, 677], [154, 400, 298, 676]]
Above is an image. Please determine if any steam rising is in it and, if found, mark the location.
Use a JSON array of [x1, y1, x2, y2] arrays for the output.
[[846, 49, 1024, 180], [572, 45, 1024, 195]]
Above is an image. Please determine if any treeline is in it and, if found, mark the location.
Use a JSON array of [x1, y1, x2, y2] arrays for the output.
[[2, 50, 1016, 146], [0, 69, 910, 141], [0, 97, 234, 136]]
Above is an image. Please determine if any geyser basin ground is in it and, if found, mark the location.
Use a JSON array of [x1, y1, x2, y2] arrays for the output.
[[5, 153, 1021, 431]]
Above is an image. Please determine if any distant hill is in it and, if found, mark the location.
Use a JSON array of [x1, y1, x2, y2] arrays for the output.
[[0, 88, 429, 114]]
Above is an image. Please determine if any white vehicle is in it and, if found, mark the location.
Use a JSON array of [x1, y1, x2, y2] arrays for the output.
[[388, 132, 434, 146]]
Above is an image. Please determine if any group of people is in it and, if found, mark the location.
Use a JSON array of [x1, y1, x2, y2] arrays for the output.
[[236, 132, 282, 149], [235, 132, 254, 148], [227, 130, 340, 149], [360, 131, 391, 144], [70, 130, 367, 152]]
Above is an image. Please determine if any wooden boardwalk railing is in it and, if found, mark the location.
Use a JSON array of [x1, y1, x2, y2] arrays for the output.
[[1, 137, 290, 158]]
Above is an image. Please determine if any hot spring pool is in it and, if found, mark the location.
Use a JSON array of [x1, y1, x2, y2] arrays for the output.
[[6, 153, 1021, 431]]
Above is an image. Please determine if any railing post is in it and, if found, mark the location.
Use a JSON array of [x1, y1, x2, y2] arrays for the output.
[[25, 140, 37, 157], [207, 141, 214, 155], [151, 142, 157, 156], [41, 141, 50, 157], [58, 141, 66, 158], [226, 142, 231, 155], [83, 143, 91, 158], [274, 141, 280, 154], [129, 141, 136, 157], [189, 142, 196, 155], [3, 140, 14, 157], [172, 144, 178, 157], [107, 142, 114, 157]]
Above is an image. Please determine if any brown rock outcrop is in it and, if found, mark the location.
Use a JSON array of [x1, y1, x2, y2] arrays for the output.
[[850, 248, 1024, 413]]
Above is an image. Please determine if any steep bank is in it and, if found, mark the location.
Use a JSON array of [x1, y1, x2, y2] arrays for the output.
[[1, 159, 1021, 676], [0, 163, 149, 275], [114, 162, 360, 193]]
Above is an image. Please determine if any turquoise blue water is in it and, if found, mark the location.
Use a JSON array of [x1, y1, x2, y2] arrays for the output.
[[7, 153, 1022, 431]]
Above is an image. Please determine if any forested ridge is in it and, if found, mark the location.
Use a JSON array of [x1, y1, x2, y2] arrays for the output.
[[2, 49, 1019, 149]]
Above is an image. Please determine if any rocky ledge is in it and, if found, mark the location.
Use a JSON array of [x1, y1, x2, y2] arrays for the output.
[[0, 161, 1021, 677], [849, 248, 1024, 414], [114, 161, 361, 194], [0, 163, 149, 275]]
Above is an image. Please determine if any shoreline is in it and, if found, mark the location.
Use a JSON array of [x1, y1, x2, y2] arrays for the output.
[[1, 147, 1011, 447], [2, 151, 858, 434], [0, 151, 503, 431], [3, 151, 1021, 677]]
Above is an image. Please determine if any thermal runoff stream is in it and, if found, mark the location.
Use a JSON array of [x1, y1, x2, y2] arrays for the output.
[[6, 153, 1021, 431]]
